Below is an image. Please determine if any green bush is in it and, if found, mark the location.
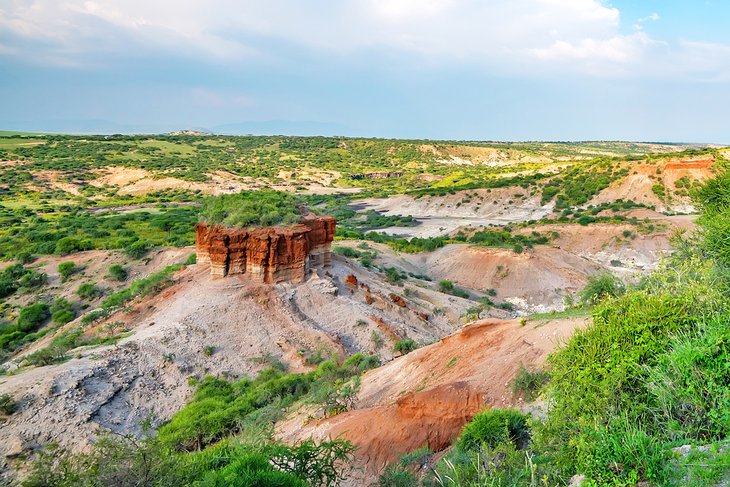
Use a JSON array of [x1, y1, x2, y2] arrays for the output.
[[0, 393, 16, 415], [439, 279, 454, 292], [579, 273, 625, 305], [57, 261, 76, 281], [695, 169, 730, 266], [377, 466, 418, 486], [457, 409, 530, 451], [393, 339, 418, 355], [200, 190, 302, 228], [107, 264, 127, 281], [125, 240, 150, 259], [17, 303, 50, 332], [645, 316, 730, 441], [511, 364, 550, 401], [577, 419, 668, 486], [55, 237, 88, 255], [77, 283, 102, 300], [51, 309, 75, 325]]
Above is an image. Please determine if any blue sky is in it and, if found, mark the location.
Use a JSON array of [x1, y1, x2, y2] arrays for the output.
[[0, 0, 728, 142]]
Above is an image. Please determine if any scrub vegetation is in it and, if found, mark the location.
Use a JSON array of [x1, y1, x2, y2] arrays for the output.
[[377, 163, 730, 486]]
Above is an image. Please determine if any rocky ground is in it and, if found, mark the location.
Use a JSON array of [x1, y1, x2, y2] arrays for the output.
[[0, 254, 477, 476]]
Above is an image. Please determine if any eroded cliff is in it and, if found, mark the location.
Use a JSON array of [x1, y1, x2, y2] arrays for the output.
[[195, 216, 336, 283]]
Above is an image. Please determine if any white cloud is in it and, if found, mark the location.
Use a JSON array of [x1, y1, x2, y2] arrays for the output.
[[0, 0, 727, 80], [638, 12, 660, 23]]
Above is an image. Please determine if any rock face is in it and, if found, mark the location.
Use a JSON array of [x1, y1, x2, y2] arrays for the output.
[[195, 216, 336, 283]]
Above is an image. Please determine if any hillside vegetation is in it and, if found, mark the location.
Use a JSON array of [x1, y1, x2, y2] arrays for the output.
[[0, 135, 726, 486], [380, 165, 730, 485]]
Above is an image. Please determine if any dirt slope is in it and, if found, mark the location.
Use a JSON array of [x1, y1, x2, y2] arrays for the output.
[[590, 156, 714, 212], [381, 244, 599, 312], [277, 316, 587, 484], [0, 255, 476, 473], [354, 187, 553, 238]]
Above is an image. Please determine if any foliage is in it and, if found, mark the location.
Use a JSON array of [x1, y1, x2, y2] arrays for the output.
[[158, 353, 378, 452], [107, 264, 127, 281], [579, 273, 625, 305], [0, 264, 47, 299], [57, 261, 76, 281], [457, 409, 530, 451], [76, 283, 103, 300], [576, 419, 668, 486], [393, 338, 418, 355], [200, 190, 302, 228], [695, 169, 730, 266], [17, 303, 50, 332], [511, 365, 550, 401], [0, 393, 16, 415], [438, 279, 470, 299]]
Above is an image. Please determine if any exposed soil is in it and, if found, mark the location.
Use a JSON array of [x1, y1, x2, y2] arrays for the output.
[[355, 187, 553, 238], [0, 255, 478, 475], [590, 156, 714, 212], [277, 316, 587, 485]]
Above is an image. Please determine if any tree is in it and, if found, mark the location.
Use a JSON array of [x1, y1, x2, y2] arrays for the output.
[[17, 303, 50, 332], [107, 264, 127, 282], [58, 261, 76, 281]]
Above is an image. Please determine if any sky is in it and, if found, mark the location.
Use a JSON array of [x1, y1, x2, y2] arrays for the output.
[[0, 0, 729, 142]]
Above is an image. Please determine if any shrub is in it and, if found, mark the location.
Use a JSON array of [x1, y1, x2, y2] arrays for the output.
[[24, 345, 67, 367], [16, 252, 35, 264], [377, 466, 418, 486], [125, 240, 150, 259], [107, 264, 127, 282], [577, 419, 667, 486], [457, 408, 530, 451], [695, 169, 730, 266], [371, 331, 384, 349], [393, 339, 418, 355], [55, 237, 87, 255], [438, 279, 470, 299], [579, 273, 625, 305], [645, 316, 730, 441], [17, 303, 50, 332], [0, 393, 16, 415], [51, 309, 75, 325], [512, 365, 550, 401], [77, 283, 103, 300], [202, 345, 215, 357], [439, 279, 454, 292], [200, 190, 302, 228], [57, 261, 76, 281]]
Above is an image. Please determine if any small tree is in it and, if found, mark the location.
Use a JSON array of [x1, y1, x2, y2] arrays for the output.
[[58, 261, 76, 282], [393, 338, 418, 355], [77, 283, 103, 300], [580, 273, 625, 305], [107, 264, 127, 282], [17, 303, 50, 332]]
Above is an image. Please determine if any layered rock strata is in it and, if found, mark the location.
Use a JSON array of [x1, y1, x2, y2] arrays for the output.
[[195, 216, 336, 283]]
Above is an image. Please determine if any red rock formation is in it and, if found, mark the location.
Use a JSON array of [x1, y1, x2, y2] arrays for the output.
[[345, 274, 358, 288], [195, 216, 336, 283], [389, 294, 407, 308]]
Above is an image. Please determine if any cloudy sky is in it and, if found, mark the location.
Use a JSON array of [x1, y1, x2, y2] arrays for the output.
[[0, 0, 729, 141]]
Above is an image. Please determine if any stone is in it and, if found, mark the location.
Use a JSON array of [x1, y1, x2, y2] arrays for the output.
[[568, 474, 585, 487], [195, 216, 336, 284], [4, 435, 26, 458]]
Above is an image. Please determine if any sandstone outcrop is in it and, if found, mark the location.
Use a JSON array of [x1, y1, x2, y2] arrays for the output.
[[195, 216, 336, 283]]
